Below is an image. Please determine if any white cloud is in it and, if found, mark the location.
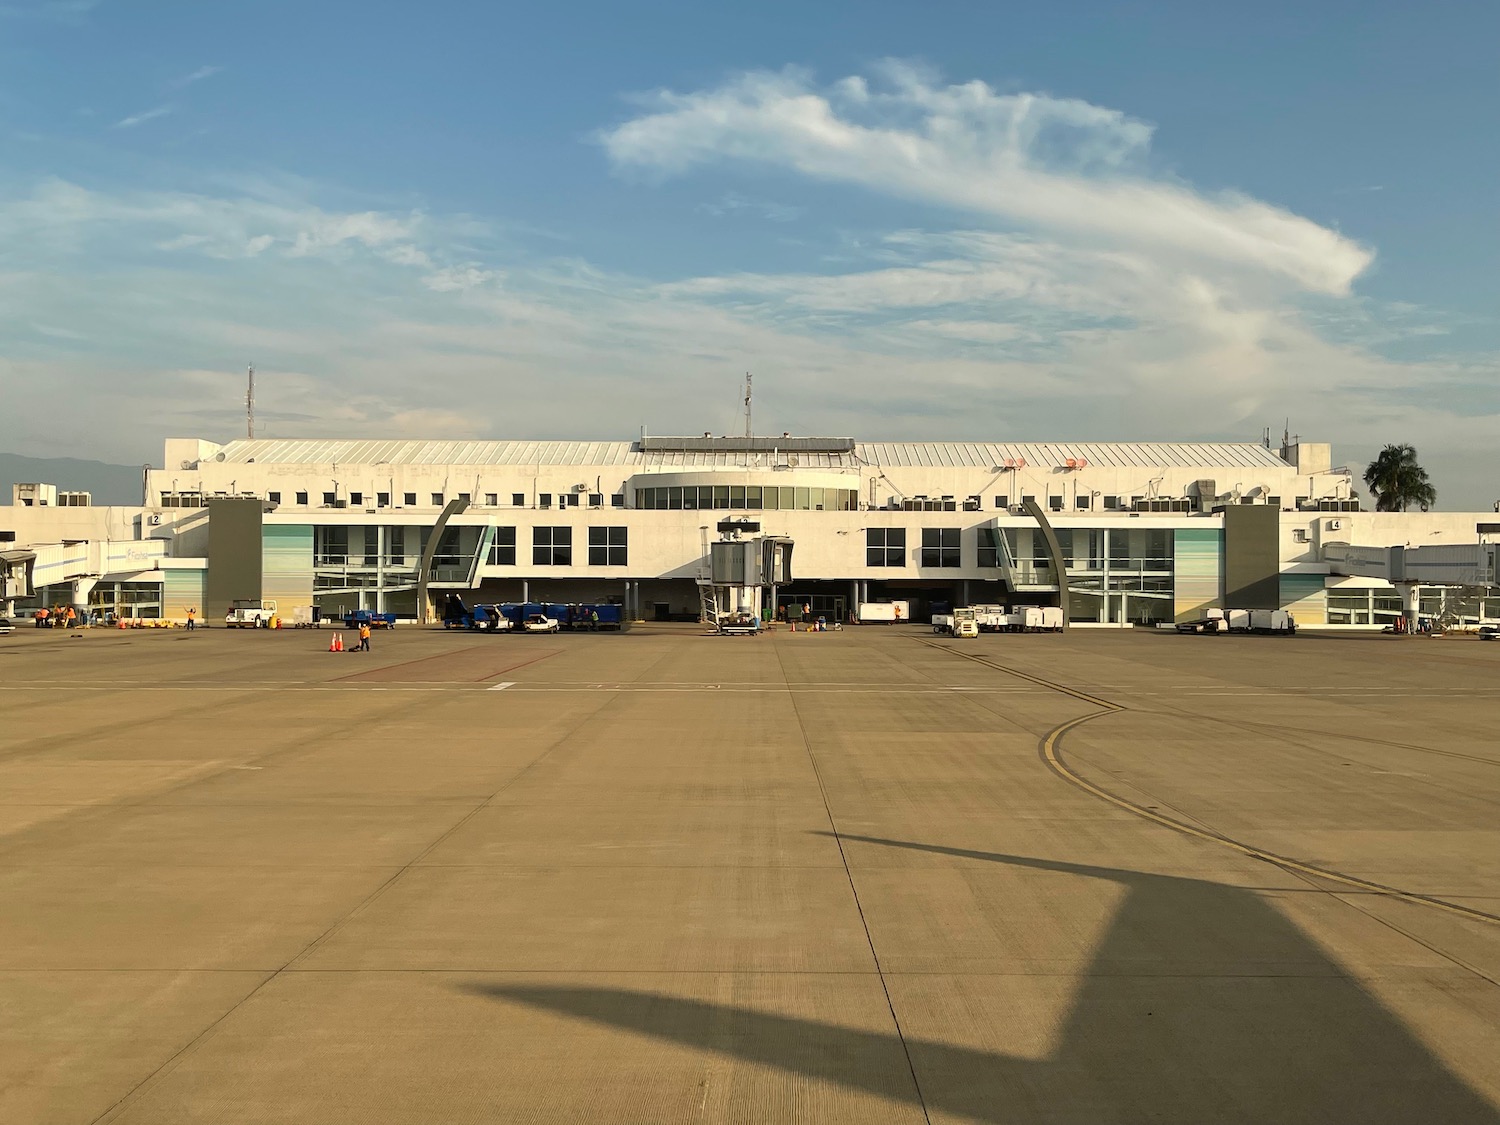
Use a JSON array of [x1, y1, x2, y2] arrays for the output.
[[422, 265, 497, 292], [697, 192, 803, 223], [1, 64, 1497, 511], [0, 0, 102, 23], [114, 104, 174, 129], [170, 65, 221, 90], [603, 63, 1373, 295]]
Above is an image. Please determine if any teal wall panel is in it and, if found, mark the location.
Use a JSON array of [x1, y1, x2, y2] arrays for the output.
[[1174, 527, 1222, 622], [262, 524, 313, 611]]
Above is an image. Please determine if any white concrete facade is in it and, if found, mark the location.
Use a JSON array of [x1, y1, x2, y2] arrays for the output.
[[4, 433, 1497, 628]]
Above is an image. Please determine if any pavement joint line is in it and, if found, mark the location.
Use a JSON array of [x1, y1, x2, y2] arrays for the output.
[[87, 657, 641, 1125], [920, 638, 1500, 929], [774, 643, 934, 1125]]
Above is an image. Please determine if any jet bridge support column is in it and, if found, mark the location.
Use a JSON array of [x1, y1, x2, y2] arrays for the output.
[[416, 496, 469, 624], [71, 576, 97, 617], [1400, 583, 1421, 633], [1021, 498, 1071, 631]]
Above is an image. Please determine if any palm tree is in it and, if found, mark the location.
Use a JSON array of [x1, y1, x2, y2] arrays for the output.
[[1363, 444, 1437, 512]]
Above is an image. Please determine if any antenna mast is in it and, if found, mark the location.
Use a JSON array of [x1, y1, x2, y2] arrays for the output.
[[246, 364, 256, 440], [743, 372, 753, 439]]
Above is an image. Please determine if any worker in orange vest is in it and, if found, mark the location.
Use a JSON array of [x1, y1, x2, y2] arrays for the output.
[[358, 622, 371, 652]]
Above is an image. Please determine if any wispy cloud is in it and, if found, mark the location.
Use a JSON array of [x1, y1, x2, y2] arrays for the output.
[[170, 65, 221, 90], [114, 104, 174, 129], [697, 192, 803, 223], [0, 0, 102, 24], [603, 62, 1373, 296]]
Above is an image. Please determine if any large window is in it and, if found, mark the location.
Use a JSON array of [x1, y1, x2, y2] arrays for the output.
[[922, 528, 961, 568], [978, 527, 1002, 568], [866, 527, 905, 567], [488, 527, 516, 565], [315, 526, 348, 565], [588, 526, 628, 566], [532, 526, 572, 566]]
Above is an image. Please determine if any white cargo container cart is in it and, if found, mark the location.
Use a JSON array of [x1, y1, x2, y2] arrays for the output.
[[858, 600, 910, 624]]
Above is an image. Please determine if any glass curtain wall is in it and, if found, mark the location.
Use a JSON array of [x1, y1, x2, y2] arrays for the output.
[[635, 485, 859, 511], [1003, 526, 1175, 624]]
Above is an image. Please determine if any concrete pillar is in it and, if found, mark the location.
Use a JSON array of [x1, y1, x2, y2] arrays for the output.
[[849, 580, 858, 624], [376, 525, 386, 614], [961, 579, 970, 608], [1400, 583, 1420, 633], [522, 579, 530, 605], [71, 577, 97, 616]]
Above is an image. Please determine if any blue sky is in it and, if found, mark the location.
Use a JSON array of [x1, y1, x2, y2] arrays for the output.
[[2, 1, 1497, 506]]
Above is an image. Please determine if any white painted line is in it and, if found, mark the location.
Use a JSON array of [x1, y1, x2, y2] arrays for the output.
[[488, 681, 517, 691]]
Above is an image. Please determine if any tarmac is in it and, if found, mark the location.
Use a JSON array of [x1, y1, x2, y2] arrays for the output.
[[2, 620, 1498, 1124]]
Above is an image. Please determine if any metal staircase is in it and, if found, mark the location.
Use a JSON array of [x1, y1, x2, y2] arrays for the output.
[[696, 526, 722, 630], [697, 580, 722, 631]]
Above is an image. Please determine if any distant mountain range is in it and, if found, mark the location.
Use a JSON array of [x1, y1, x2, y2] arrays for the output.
[[0, 453, 145, 506]]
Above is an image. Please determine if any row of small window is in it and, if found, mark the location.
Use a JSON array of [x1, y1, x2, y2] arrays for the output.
[[486, 526, 628, 567], [988, 494, 1182, 512], [635, 486, 861, 511], [987, 494, 1277, 512], [263, 490, 625, 509]]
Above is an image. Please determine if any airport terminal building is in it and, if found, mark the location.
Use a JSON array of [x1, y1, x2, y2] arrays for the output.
[[4, 432, 1498, 629]]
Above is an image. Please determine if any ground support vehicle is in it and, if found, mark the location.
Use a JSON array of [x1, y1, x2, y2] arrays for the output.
[[1176, 609, 1228, 634], [225, 599, 277, 629], [1222, 608, 1296, 635], [718, 611, 762, 636], [933, 608, 985, 637], [344, 610, 397, 630], [522, 613, 560, 634], [0, 616, 13, 636], [1248, 609, 1296, 634], [972, 605, 1007, 632], [465, 604, 512, 632], [567, 603, 624, 631]]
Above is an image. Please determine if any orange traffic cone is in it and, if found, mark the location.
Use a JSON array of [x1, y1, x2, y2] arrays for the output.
[[329, 633, 341, 653]]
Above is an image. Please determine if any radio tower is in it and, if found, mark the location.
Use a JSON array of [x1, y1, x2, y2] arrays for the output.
[[246, 364, 255, 439], [743, 372, 753, 439]]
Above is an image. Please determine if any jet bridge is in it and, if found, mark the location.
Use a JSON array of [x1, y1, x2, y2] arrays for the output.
[[1324, 542, 1499, 588], [1324, 541, 1499, 629]]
